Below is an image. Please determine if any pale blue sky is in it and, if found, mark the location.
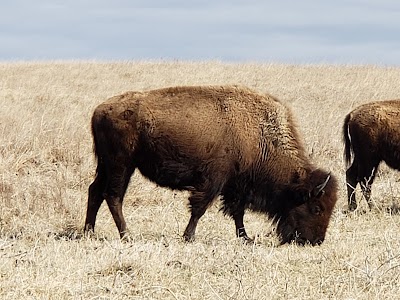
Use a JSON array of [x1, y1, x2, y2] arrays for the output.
[[1, 0, 399, 64]]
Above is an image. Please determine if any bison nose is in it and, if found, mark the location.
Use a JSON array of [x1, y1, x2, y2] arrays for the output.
[[312, 238, 324, 246], [294, 237, 306, 246], [294, 237, 323, 246]]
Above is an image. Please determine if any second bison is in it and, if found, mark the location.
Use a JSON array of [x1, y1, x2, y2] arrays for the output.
[[343, 99, 400, 211], [85, 85, 337, 245]]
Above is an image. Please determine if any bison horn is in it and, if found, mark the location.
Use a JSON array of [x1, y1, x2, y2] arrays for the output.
[[313, 174, 331, 197]]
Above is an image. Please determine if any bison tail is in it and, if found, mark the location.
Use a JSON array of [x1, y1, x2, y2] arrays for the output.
[[90, 111, 109, 171], [342, 113, 353, 167]]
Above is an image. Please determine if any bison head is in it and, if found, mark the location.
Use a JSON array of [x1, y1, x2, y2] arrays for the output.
[[276, 170, 338, 246]]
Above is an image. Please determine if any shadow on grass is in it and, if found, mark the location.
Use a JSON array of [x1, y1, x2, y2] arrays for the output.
[[51, 229, 84, 241], [49, 224, 109, 242], [341, 208, 369, 216], [341, 203, 400, 216]]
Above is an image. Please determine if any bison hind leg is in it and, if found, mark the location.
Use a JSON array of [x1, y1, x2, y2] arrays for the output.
[[104, 163, 136, 239], [85, 155, 136, 239], [346, 160, 359, 211], [360, 167, 378, 210], [85, 161, 108, 234], [356, 155, 379, 211]]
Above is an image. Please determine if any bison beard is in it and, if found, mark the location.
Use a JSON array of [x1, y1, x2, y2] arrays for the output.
[[84, 86, 338, 245]]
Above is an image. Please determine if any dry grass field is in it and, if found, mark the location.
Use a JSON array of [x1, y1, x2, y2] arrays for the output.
[[1, 61, 400, 299]]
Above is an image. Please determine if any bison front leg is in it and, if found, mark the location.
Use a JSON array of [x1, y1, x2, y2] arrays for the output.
[[183, 216, 200, 242], [221, 185, 252, 242], [232, 209, 251, 242], [183, 191, 217, 242]]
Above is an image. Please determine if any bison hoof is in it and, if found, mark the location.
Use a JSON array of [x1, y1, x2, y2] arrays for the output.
[[182, 233, 195, 242], [241, 236, 254, 244], [84, 224, 94, 233], [83, 225, 95, 238], [348, 204, 357, 212], [120, 231, 132, 242]]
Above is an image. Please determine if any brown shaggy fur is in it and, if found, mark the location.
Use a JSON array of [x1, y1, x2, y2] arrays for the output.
[[343, 99, 400, 211], [85, 85, 338, 245]]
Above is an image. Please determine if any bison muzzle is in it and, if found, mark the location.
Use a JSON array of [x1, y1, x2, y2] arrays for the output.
[[85, 86, 338, 245]]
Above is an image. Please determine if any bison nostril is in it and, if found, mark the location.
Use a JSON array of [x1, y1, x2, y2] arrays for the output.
[[293, 236, 324, 246], [313, 239, 324, 246], [294, 237, 306, 246]]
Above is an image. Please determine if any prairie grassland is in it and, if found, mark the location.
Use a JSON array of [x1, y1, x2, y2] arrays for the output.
[[1, 61, 400, 299]]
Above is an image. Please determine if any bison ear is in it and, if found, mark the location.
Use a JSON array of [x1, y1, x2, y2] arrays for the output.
[[312, 174, 331, 198]]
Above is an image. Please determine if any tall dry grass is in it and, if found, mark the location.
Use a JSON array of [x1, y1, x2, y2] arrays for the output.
[[1, 61, 400, 299]]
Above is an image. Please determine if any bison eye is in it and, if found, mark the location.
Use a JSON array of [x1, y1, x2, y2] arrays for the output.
[[311, 205, 322, 215]]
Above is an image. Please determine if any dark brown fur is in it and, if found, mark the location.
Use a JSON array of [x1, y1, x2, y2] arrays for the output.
[[343, 100, 400, 211], [85, 86, 338, 245]]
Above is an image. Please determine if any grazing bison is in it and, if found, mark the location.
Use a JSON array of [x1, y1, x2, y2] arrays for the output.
[[343, 100, 400, 211], [84, 86, 337, 245]]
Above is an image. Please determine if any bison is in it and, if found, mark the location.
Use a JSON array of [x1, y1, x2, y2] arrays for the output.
[[84, 85, 337, 245], [343, 100, 400, 211]]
